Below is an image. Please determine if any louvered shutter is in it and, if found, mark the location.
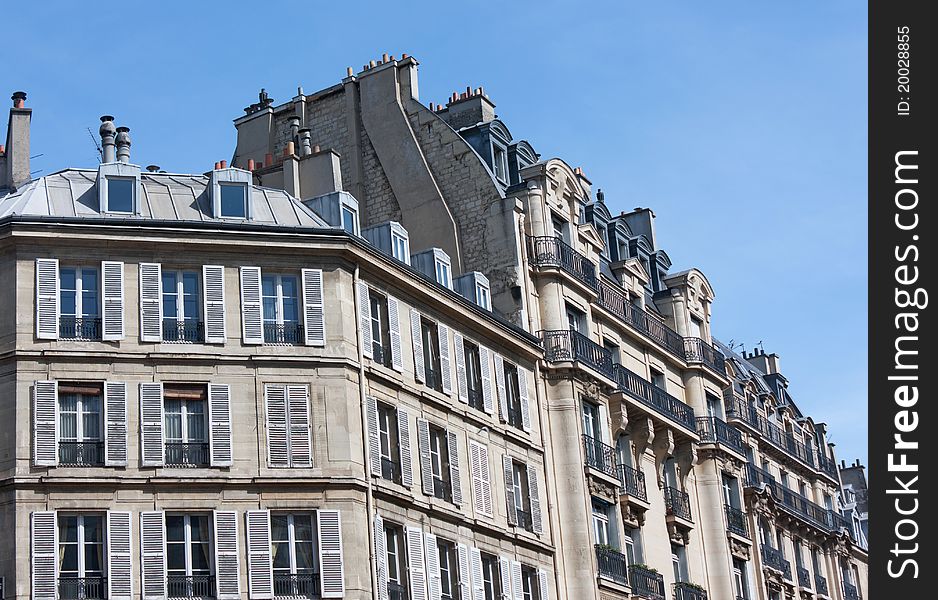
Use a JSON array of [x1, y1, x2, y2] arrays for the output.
[[35, 258, 59, 340], [454, 333, 468, 404], [101, 261, 125, 340], [208, 384, 233, 466], [438, 324, 452, 395], [456, 544, 471, 600], [518, 368, 531, 433], [31, 511, 57, 600], [447, 431, 462, 506], [425, 532, 441, 600], [302, 268, 326, 346], [107, 511, 133, 600], [510, 562, 523, 600], [140, 511, 167, 600], [494, 354, 508, 423], [374, 515, 389, 600], [33, 380, 57, 467], [358, 282, 373, 359], [537, 570, 549, 600], [479, 346, 494, 415], [598, 403, 610, 445], [417, 418, 433, 495], [498, 557, 512, 600], [366, 396, 381, 476], [399, 408, 414, 488], [240, 266, 263, 345], [317, 510, 345, 598], [387, 296, 404, 371], [139, 262, 162, 342], [213, 510, 240, 600], [203, 265, 227, 344], [470, 441, 492, 517], [528, 464, 543, 534], [287, 384, 312, 467], [264, 384, 288, 468], [469, 548, 484, 600], [139, 383, 164, 467], [406, 526, 428, 600], [246, 511, 274, 599], [503, 455, 517, 526], [104, 381, 128, 466], [411, 309, 425, 383]]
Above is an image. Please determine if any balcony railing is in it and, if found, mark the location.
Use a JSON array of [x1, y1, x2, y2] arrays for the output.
[[59, 316, 102, 340], [614, 364, 696, 430], [264, 322, 304, 345], [59, 576, 107, 600], [617, 464, 647, 502], [596, 278, 686, 360], [843, 582, 860, 600], [726, 397, 817, 470], [381, 457, 402, 484], [796, 567, 811, 588], [816, 453, 839, 480], [684, 337, 726, 375], [162, 320, 205, 343], [664, 486, 692, 521], [167, 574, 215, 599], [746, 464, 849, 535], [165, 442, 210, 467], [388, 581, 407, 600], [466, 387, 485, 412], [760, 545, 792, 581], [516, 508, 534, 532], [724, 505, 749, 538], [628, 565, 666, 600], [673, 582, 707, 600], [696, 416, 745, 454], [528, 236, 598, 289], [273, 572, 320, 598], [583, 434, 618, 479], [541, 329, 615, 380], [58, 441, 105, 466], [432, 476, 452, 502], [594, 545, 629, 585], [815, 574, 828, 596]]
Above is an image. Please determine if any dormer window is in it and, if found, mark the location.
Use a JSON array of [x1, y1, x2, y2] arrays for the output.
[[476, 281, 490, 310], [220, 183, 248, 218], [341, 204, 358, 235], [97, 162, 141, 215], [435, 257, 451, 288], [492, 143, 508, 182], [391, 230, 409, 263], [210, 168, 253, 219], [106, 178, 135, 213]]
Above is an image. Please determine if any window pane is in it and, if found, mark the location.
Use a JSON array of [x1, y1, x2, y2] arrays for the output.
[[271, 516, 289, 542], [60, 544, 79, 572], [60, 516, 78, 542], [166, 516, 185, 541], [84, 544, 104, 572], [220, 184, 247, 217], [263, 298, 277, 322], [84, 516, 104, 541], [108, 178, 135, 213], [295, 541, 315, 570], [272, 541, 292, 569], [342, 207, 356, 234], [166, 543, 186, 570], [191, 542, 211, 572], [293, 515, 314, 541], [190, 516, 210, 542]]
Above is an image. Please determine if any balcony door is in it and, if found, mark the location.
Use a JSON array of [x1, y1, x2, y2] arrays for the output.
[[59, 514, 106, 600]]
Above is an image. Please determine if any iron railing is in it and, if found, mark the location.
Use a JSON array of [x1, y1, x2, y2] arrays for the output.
[[726, 397, 818, 470], [381, 457, 402, 484], [516, 508, 534, 532], [167, 574, 215, 599], [594, 545, 629, 585], [583, 434, 618, 479], [388, 581, 407, 600], [628, 565, 666, 600], [684, 337, 726, 375], [796, 567, 811, 589], [696, 416, 745, 454], [746, 464, 850, 536], [816, 453, 839, 480], [815, 574, 828, 596], [843, 582, 860, 600], [724, 505, 749, 538], [162, 320, 204, 343], [673, 582, 707, 600], [59, 316, 102, 340], [58, 576, 107, 600], [528, 236, 598, 289], [541, 329, 615, 379], [596, 278, 685, 359], [760, 545, 791, 581], [664, 486, 692, 521], [264, 322, 304, 345], [273, 572, 320, 598], [614, 364, 696, 430], [165, 442, 210, 467], [617, 464, 647, 501], [58, 441, 105, 466], [466, 387, 485, 412], [432, 476, 452, 502]]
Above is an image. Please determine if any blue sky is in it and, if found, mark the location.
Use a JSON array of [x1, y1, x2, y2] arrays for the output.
[[4, 1, 867, 467]]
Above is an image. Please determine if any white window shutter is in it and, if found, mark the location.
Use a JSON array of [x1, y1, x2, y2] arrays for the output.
[[264, 384, 288, 468], [358, 281, 373, 359], [425, 532, 442, 600], [537, 570, 550, 600], [469, 548, 484, 600], [438, 324, 452, 395], [447, 431, 462, 506], [387, 296, 404, 371], [139, 382, 164, 467], [317, 510, 346, 598], [35, 258, 59, 340], [213, 510, 241, 600], [406, 526, 428, 600], [528, 463, 543, 535], [598, 403, 610, 445], [287, 384, 312, 467], [498, 557, 512, 600], [366, 396, 381, 476], [503, 455, 517, 526], [510, 562, 523, 600], [139, 262, 163, 342], [494, 354, 508, 423], [453, 333, 468, 404], [240, 266, 264, 345], [107, 511, 133, 600], [470, 441, 492, 517], [245, 510, 274, 600], [410, 309, 425, 383], [31, 511, 57, 600], [417, 418, 433, 495], [456, 544, 471, 600], [374, 514, 389, 600], [519, 368, 531, 433], [398, 408, 414, 488], [203, 265, 227, 344], [101, 261, 125, 340], [208, 384, 233, 467], [140, 511, 167, 600], [104, 381, 128, 466], [32, 380, 58, 467], [302, 268, 326, 346], [479, 346, 494, 415]]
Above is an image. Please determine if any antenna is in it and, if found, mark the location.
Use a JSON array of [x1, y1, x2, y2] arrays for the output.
[[87, 127, 103, 163], [757, 340, 765, 353]]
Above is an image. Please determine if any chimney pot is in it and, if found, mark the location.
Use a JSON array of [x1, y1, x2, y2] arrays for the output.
[[389, 55, 395, 61], [298, 129, 313, 157], [99, 116, 117, 163], [313, 144, 321, 153], [369, 60, 376, 68], [11, 91, 26, 108], [284, 141, 295, 157], [220, 159, 227, 169], [0, 144, 4, 155], [382, 53, 389, 62], [214, 162, 221, 170], [247, 158, 256, 171], [347, 67, 354, 77], [115, 126, 131, 164], [146, 165, 160, 172], [402, 53, 409, 59], [264, 153, 273, 167]]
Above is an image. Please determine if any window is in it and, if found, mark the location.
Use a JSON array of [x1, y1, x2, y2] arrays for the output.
[[521, 566, 539, 600], [162, 270, 203, 342], [722, 473, 740, 509], [164, 385, 209, 467], [219, 183, 247, 218], [504, 362, 524, 430], [510, 460, 534, 532], [378, 402, 402, 484], [370, 292, 393, 367], [793, 538, 805, 569], [565, 304, 585, 334], [435, 258, 452, 289], [166, 514, 214, 598], [650, 368, 666, 391], [391, 230, 410, 263], [262, 274, 302, 344], [383, 522, 407, 600], [341, 204, 358, 235], [475, 281, 490, 310], [582, 401, 602, 440], [492, 144, 508, 182], [603, 339, 620, 363], [689, 316, 703, 338], [464, 340, 485, 411], [671, 544, 688, 582], [481, 553, 501, 600], [623, 527, 642, 566], [706, 393, 723, 419], [591, 499, 615, 548], [437, 539, 459, 600], [429, 424, 452, 501], [59, 514, 106, 600], [272, 514, 318, 598], [60, 266, 100, 339], [663, 457, 678, 490], [733, 558, 750, 600], [551, 217, 567, 243], [421, 317, 442, 392], [106, 178, 135, 213], [58, 383, 104, 466]]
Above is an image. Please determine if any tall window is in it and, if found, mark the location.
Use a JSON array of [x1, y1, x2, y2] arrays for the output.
[[671, 544, 688, 583], [623, 527, 642, 566], [384, 522, 407, 600], [262, 274, 301, 344], [689, 316, 703, 338], [421, 317, 442, 392], [378, 402, 402, 484], [733, 558, 750, 600], [391, 231, 409, 263], [511, 460, 533, 532], [591, 499, 615, 548], [504, 363, 524, 429], [341, 205, 358, 235], [492, 144, 508, 182], [435, 258, 452, 289], [650, 368, 666, 391], [464, 340, 485, 412], [164, 385, 208, 467], [166, 514, 213, 598], [162, 270, 202, 342], [481, 553, 501, 600], [370, 292, 392, 367], [60, 266, 100, 339], [521, 566, 539, 600], [551, 217, 567, 243], [582, 401, 601, 440], [706, 393, 723, 419], [272, 514, 318, 597], [429, 424, 452, 501], [722, 473, 740, 509], [565, 304, 585, 334], [437, 539, 459, 600], [475, 282, 491, 310], [58, 383, 103, 466], [59, 514, 106, 600], [603, 339, 620, 364]]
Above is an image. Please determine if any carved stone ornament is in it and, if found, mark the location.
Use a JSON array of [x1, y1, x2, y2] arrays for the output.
[[631, 417, 655, 459], [587, 474, 618, 503], [729, 537, 752, 561], [621, 501, 646, 529], [667, 521, 690, 545], [652, 428, 676, 488]]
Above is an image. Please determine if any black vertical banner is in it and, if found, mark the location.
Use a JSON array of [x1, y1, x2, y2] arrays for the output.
[[869, 0, 935, 597]]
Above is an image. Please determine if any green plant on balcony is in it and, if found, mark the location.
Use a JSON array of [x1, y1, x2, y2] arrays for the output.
[[630, 563, 658, 573], [595, 543, 620, 553], [679, 582, 706, 592]]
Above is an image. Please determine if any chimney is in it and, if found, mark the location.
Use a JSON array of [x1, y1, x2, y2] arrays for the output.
[[441, 89, 496, 129], [146, 165, 160, 172], [3, 91, 32, 190], [115, 126, 131, 164], [99, 116, 117, 163], [298, 128, 313, 157], [288, 115, 301, 144], [745, 348, 781, 376]]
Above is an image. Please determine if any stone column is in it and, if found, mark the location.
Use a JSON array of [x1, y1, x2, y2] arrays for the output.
[[694, 457, 737, 599]]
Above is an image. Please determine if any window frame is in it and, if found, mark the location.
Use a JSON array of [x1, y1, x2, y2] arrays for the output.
[[218, 182, 249, 219], [58, 513, 106, 580], [463, 340, 485, 411], [271, 513, 318, 578], [105, 176, 137, 214], [59, 265, 101, 320], [58, 387, 103, 444], [480, 553, 500, 600], [369, 292, 392, 368], [165, 513, 214, 578], [377, 402, 402, 483], [420, 316, 442, 392], [491, 142, 509, 183]]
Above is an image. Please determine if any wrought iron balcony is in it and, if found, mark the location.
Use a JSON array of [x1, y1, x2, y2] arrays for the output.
[[816, 453, 839, 480], [664, 486, 692, 521], [726, 397, 817, 470], [594, 545, 629, 585], [614, 364, 696, 430], [683, 337, 726, 375], [516, 508, 534, 532], [162, 320, 204, 343], [528, 236, 598, 289], [796, 567, 811, 588], [628, 565, 666, 600], [696, 416, 745, 454], [583, 434, 618, 479], [617, 464, 647, 502], [432, 476, 452, 502], [843, 582, 860, 600], [467, 387, 485, 412], [381, 457, 402, 484], [596, 278, 685, 360], [815, 574, 828, 596], [388, 581, 407, 600], [165, 442, 210, 467], [59, 576, 107, 600], [264, 321, 304, 345], [673, 582, 707, 600], [273, 572, 320, 598], [777, 486, 832, 531], [724, 505, 749, 538], [59, 316, 102, 340], [167, 574, 216, 599], [541, 329, 615, 380], [760, 544, 792, 581], [58, 441, 105, 466]]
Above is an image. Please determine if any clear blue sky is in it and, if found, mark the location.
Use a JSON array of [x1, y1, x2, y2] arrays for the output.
[[4, 1, 867, 467]]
